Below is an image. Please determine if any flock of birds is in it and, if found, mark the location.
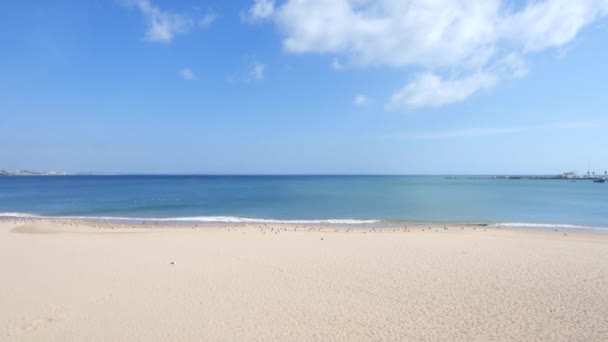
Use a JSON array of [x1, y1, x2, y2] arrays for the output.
[[5, 218, 483, 232], [2, 218, 570, 236]]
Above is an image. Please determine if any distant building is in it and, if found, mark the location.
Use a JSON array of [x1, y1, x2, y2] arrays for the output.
[[561, 172, 580, 179], [562, 172, 581, 179]]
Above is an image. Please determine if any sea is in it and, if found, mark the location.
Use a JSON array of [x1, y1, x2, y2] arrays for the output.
[[0, 175, 606, 230]]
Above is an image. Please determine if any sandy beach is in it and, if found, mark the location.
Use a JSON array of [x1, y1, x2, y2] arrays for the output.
[[1, 220, 607, 341]]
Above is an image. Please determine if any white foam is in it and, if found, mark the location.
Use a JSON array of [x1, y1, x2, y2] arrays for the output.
[[0, 212, 40, 218], [159, 217, 378, 224], [0, 213, 377, 225], [3, 213, 602, 229], [498, 222, 603, 230]]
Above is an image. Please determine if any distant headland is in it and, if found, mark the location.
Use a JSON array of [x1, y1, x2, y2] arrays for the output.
[[1, 170, 606, 180], [446, 171, 607, 181], [0, 170, 73, 176]]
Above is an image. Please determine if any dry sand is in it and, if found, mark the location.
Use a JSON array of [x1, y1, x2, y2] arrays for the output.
[[1, 220, 608, 341]]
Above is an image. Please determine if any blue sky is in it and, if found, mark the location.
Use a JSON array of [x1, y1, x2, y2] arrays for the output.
[[1, 0, 608, 174]]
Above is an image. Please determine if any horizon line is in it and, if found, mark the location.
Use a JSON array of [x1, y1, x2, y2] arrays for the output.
[[0, 172, 586, 177]]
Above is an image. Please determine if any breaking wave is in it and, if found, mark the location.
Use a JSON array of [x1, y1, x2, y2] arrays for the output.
[[0, 212, 377, 224]]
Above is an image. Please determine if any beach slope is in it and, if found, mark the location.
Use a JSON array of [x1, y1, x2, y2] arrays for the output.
[[1, 221, 607, 341]]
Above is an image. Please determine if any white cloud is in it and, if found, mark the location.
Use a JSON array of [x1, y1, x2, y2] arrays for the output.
[[387, 72, 496, 110], [225, 58, 267, 84], [331, 58, 345, 70], [199, 11, 217, 28], [245, 0, 275, 22], [504, 0, 608, 52], [395, 121, 602, 140], [353, 94, 371, 106], [251, 62, 266, 81], [179, 68, 197, 81], [128, 0, 215, 43], [250, 0, 608, 109], [387, 52, 529, 109]]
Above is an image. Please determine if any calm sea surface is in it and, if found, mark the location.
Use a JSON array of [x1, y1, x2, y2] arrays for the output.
[[0, 176, 606, 228]]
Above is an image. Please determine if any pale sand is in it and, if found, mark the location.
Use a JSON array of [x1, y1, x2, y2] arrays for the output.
[[1, 220, 608, 341]]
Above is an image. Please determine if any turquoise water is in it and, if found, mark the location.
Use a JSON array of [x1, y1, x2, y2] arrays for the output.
[[0, 176, 606, 228]]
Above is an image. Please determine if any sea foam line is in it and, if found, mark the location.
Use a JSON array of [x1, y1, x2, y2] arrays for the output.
[[0, 212, 40, 218], [0, 212, 377, 224], [1, 213, 603, 229], [498, 222, 603, 230]]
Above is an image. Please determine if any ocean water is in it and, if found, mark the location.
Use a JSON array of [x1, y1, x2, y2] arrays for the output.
[[0, 175, 606, 228]]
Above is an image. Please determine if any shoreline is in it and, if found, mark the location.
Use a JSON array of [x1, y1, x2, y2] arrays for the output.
[[1, 214, 606, 235]]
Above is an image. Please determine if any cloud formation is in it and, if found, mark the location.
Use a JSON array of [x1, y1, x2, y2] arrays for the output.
[[199, 12, 217, 28], [129, 0, 215, 43], [251, 62, 266, 81], [179, 68, 197, 81], [387, 72, 496, 110], [225, 58, 267, 84], [353, 94, 371, 106], [246, 0, 275, 21], [250, 0, 608, 109]]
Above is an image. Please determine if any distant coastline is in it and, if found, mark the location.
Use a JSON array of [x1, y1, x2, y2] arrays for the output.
[[0, 170, 73, 176], [445, 175, 576, 180], [446, 172, 606, 181], [1, 170, 605, 180]]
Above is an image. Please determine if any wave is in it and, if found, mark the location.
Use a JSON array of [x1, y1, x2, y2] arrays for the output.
[[2, 213, 603, 229], [0, 212, 377, 225], [498, 222, 603, 230], [0, 212, 41, 218]]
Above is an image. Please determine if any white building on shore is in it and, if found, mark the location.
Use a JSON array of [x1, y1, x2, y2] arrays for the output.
[[561, 172, 580, 179]]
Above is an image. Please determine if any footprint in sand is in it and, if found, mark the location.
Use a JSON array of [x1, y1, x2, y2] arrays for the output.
[[10, 307, 68, 337]]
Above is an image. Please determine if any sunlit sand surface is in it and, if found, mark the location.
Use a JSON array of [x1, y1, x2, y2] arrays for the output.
[[1, 220, 607, 341]]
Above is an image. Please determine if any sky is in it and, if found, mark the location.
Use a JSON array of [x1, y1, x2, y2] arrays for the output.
[[1, 0, 608, 175]]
